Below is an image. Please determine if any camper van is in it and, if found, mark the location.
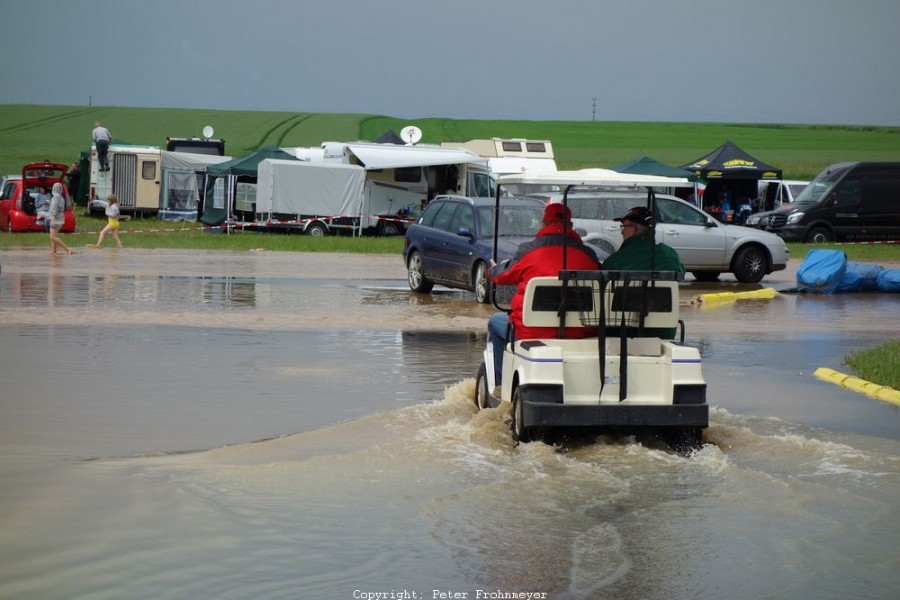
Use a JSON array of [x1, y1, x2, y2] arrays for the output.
[[287, 142, 495, 235], [89, 143, 162, 215], [765, 162, 900, 243], [440, 138, 557, 179]]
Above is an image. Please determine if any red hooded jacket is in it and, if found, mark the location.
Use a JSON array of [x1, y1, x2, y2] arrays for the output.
[[488, 223, 601, 340]]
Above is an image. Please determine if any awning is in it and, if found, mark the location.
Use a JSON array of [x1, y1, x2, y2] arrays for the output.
[[499, 168, 693, 189], [344, 143, 486, 170]]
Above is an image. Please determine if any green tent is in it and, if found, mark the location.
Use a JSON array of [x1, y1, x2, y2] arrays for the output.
[[201, 146, 299, 227], [610, 155, 697, 182]]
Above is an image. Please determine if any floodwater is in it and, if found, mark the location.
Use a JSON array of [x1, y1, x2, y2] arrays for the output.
[[1, 248, 899, 599]]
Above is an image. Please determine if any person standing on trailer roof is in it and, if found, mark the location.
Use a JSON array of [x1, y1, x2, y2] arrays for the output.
[[92, 122, 112, 172]]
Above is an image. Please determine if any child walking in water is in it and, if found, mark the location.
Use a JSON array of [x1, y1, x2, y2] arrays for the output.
[[93, 194, 123, 248]]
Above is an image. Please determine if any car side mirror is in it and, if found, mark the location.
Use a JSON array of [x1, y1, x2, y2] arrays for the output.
[[704, 217, 718, 227], [456, 226, 474, 238]]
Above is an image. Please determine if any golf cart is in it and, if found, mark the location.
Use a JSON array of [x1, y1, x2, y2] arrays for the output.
[[474, 169, 708, 450]]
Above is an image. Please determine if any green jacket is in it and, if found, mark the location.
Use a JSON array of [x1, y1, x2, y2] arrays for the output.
[[601, 233, 684, 273], [601, 232, 684, 339]]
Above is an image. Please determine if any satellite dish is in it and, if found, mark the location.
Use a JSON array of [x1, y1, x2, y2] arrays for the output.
[[400, 125, 422, 145], [202, 125, 214, 140]]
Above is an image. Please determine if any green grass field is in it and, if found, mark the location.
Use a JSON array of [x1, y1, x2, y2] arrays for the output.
[[2, 104, 900, 180]]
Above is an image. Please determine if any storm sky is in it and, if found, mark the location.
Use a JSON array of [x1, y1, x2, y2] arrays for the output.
[[2, 0, 898, 126]]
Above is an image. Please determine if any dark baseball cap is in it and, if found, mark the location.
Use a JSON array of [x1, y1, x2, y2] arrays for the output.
[[614, 206, 655, 226]]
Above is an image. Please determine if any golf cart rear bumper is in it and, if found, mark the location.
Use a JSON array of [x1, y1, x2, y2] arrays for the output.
[[522, 400, 709, 429]]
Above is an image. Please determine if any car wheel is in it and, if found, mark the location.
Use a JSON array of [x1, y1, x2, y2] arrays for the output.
[[380, 221, 401, 237], [475, 363, 490, 409], [732, 246, 767, 283], [407, 250, 434, 293], [473, 261, 491, 304], [807, 227, 832, 244], [306, 222, 327, 237], [590, 238, 617, 256], [692, 271, 721, 282], [511, 388, 532, 443]]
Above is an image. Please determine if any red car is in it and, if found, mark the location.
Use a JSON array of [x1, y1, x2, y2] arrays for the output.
[[0, 162, 76, 233]]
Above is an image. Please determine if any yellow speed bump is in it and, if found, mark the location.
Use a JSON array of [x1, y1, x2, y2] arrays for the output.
[[692, 287, 779, 306], [814, 367, 900, 406]]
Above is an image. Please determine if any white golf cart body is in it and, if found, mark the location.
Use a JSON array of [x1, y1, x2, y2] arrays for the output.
[[475, 169, 708, 448]]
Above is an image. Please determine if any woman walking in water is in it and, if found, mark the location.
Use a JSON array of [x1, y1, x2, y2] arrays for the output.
[[48, 183, 74, 256]]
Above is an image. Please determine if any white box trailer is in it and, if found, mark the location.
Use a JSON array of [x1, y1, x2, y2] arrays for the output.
[[89, 143, 162, 214], [255, 159, 366, 235]]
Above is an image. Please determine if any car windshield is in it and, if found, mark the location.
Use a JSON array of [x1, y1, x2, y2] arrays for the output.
[[477, 205, 544, 237]]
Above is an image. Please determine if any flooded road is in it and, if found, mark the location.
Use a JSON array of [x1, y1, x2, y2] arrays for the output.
[[1, 248, 898, 599]]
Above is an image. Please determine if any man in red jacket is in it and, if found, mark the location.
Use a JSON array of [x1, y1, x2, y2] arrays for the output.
[[487, 203, 601, 386]]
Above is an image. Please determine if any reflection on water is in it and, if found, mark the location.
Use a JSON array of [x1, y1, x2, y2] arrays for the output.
[[1, 261, 899, 599]]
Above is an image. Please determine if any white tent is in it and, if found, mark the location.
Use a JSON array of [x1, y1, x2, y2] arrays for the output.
[[159, 150, 232, 221]]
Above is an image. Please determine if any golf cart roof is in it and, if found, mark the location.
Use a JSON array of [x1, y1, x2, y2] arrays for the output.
[[498, 168, 692, 189]]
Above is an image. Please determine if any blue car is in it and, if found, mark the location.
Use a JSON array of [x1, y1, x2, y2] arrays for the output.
[[403, 195, 547, 303]]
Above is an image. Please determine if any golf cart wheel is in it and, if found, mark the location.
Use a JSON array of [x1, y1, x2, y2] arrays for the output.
[[406, 251, 434, 293], [475, 363, 490, 409], [510, 388, 532, 443], [474, 261, 490, 304], [666, 428, 703, 453]]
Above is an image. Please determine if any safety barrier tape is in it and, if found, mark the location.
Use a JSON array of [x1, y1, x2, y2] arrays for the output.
[[825, 240, 899, 245], [66, 214, 415, 236], [814, 367, 900, 406]]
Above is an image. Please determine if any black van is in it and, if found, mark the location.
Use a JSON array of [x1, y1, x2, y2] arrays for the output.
[[766, 162, 900, 243]]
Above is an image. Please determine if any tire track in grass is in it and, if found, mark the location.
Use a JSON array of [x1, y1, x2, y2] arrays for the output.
[[274, 114, 314, 147], [253, 113, 311, 149], [0, 107, 98, 134]]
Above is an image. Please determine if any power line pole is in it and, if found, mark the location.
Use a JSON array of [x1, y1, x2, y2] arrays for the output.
[[592, 97, 597, 122]]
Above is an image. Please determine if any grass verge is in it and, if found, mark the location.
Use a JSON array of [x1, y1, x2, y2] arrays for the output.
[[845, 341, 900, 390]]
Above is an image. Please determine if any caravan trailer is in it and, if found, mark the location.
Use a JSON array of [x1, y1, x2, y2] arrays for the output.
[[89, 143, 162, 215]]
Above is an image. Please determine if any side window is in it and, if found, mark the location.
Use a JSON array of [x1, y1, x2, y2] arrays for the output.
[[141, 160, 157, 180], [417, 200, 442, 227], [0, 183, 12, 200], [832, 178, 861, 206], [430, 202, 458, 232], [862, 177, 900, 212], [448, 204, 474, 233], [472, 173, 488, 197], [395, 167, 421, 183], [656, 197, 706, 226]]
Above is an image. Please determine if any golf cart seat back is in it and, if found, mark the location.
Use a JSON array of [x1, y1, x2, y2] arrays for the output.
[[521, 274, 680, 334], [521, 276, 594, 330]]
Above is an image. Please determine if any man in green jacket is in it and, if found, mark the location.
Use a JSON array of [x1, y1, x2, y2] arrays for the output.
[[601, 206, 683, 338], [602, 206, 684, 273]]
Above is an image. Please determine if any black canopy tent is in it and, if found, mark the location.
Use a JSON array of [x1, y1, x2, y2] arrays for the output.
[[680, 141, 782, 211]]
